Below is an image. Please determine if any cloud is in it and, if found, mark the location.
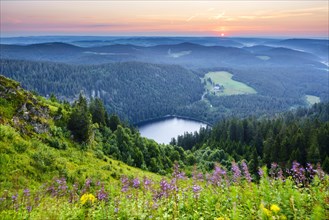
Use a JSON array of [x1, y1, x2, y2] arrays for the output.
[[238, 16, 256, 20], [212, 11, 226, 20], [186, 15, 197, 22]]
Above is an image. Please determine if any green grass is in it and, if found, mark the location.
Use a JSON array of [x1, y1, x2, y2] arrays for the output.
[[0, 124, 161, 191], [256, 56, 270, 61], [305, 95, 321, 106], [203, 71, 257, 96]]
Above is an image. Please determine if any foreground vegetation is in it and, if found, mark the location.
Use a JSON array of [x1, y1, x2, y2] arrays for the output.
[[1, 162, 328, 219]]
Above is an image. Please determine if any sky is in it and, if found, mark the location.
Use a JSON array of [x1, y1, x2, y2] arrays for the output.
[[1, 1, 328, 38]]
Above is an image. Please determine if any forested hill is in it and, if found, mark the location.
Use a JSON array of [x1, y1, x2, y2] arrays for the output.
[[0, 59, 203, 123], [171, 102, 329, 174]]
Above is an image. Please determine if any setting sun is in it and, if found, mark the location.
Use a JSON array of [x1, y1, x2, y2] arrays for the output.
[[0, 1, 328, 37]]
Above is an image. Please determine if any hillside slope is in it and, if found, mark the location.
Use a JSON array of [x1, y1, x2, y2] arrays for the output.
[[0, 75, 164, 189]]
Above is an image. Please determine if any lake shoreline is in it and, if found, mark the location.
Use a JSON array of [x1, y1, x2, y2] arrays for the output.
[[135, 115, 213, 128]]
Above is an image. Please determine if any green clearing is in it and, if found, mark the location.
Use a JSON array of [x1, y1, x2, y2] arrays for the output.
[[256, 55, 270, 61], [203, 71, 257, 96], [305, 95, 321, 106]]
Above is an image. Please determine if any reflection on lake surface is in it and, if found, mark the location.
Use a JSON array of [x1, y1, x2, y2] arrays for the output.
[[138, 117, 208, 144]]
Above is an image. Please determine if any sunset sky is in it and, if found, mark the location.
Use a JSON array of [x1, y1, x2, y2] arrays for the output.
[[1, 1, 328, 38]]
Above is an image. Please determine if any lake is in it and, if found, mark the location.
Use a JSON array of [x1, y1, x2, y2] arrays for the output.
[[138, 117, 208, 144]]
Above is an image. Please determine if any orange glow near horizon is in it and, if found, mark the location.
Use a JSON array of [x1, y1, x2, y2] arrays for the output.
[[0, 1, 328, 38]]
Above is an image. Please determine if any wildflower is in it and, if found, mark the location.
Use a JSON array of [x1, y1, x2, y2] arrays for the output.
[[153, 179, 171, 199], [26, 205, 32, 213], [260, 204, 272, 217], [97, 186, 108, 202], [132, 177, 140, 189], [231, 161, 241, 182], [306, 163, 316, 179], [121, 176, 130, 192], [11, 194, 18, 202], [85, 178, 92, 188], [270, 204, 280, 213], [197, 172, 204, 181], [23, 188, 30, 197], [277, 168, 284, 180], [80, 193, 96, 205], [291, 161, 306, 185], [269, 162, 278, 178], [258, 167, 264, 178], [173, 162, 185, 179], [55, 177, 68, 196], [192, 184, 202, 199], [241, 161, 252, 183], [210, 164, 226, 187], [143, 177, 152, 191]]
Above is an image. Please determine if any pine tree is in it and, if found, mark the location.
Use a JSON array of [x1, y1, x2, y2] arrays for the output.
[[67, 94, 92, 143]]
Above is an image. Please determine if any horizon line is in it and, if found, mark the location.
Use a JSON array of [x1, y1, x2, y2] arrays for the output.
[[1, 34, 328, 40]]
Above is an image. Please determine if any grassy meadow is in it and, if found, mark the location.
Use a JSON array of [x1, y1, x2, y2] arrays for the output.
[[203, 71, 257, 96], [305, 95, 321, 106], [0, 161, 328, 219]]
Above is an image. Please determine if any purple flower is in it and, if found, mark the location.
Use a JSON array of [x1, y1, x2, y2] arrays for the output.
[[114, 207, 118, 213], [173, 162, 185, 179], [277, 168, 284, 180], [55, 177, 68, 196], [192, 184, 202, 199], [97, 186, 108, 202], [197, 172, 204, 181], [85, 178, 92, 188], [306, 163, 316, 179], [26, 205, 32, 213], [241, 161, 252, 183], [231, 162, 241, 182], [160, 179, 170, 193], [143, 177, 152, 191], [269, 162, 278, 178], [132, 178, 140, 189], [23, 188, 30, 197], [258, 168, 264, 178], [121, 176, 130, 192], [209, 164, 226, 187], [12, 194, 18, 202], [153, 179, 171, 200], [291, 161, 306, 185]]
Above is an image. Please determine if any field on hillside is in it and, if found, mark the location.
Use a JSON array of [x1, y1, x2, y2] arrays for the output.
[[305, 95, 321, 106], [256, 55, 271, 61], [203, 71, 257, 96]]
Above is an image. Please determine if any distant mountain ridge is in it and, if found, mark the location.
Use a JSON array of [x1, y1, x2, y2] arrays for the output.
[[1, 39, 327, 68]]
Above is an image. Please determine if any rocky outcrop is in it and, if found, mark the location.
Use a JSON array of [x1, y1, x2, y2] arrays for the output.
[[0, 75, 50, 135]]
